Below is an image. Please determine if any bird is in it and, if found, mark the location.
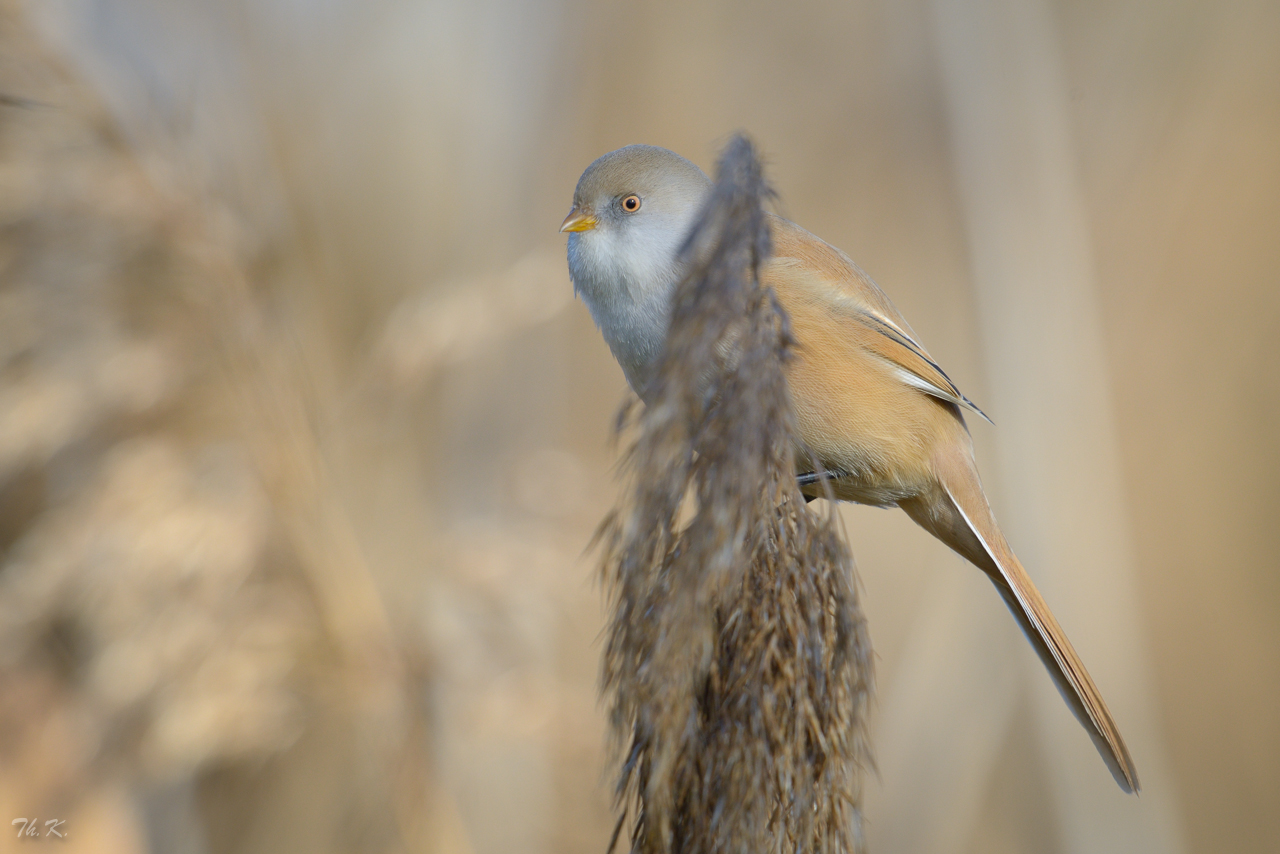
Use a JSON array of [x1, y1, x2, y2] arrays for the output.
[[561, 143, 1139, 793]]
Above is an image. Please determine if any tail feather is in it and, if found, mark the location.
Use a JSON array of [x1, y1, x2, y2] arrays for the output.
[[920, 449, 1140, 793]]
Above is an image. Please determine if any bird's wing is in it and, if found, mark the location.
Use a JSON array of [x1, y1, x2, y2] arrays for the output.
[[764, 215, 990, 421]]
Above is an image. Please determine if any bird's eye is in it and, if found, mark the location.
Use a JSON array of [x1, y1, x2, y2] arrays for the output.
[[621, 194, 641, 212]]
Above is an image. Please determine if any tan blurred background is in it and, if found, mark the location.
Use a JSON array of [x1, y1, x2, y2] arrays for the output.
[[0, 0, 1276, 852]]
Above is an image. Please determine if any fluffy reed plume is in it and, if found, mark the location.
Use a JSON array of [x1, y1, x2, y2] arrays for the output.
[[598, 136, 874, 854], [0, 7, 440, 852]]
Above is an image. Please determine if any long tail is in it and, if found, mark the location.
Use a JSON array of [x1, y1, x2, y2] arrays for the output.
[[903, 446, 1140, 793]]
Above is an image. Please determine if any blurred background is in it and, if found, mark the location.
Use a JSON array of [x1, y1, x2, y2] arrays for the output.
[[1, 0, 1276, 852]]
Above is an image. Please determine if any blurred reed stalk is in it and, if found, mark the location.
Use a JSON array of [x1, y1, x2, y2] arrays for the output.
[[597, 136, 873, 854], [0, 5, 442, 850]]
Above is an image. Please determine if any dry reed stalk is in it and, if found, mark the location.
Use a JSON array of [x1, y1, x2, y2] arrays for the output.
[[598, 136, 874, 854], [0, 6, 441, 850]]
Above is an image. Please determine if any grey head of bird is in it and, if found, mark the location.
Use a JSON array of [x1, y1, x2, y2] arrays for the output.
[[561, 145, 713, 396]]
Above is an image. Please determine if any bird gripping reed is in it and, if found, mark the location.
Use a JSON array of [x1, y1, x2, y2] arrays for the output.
[[597, 135, 873, 854]]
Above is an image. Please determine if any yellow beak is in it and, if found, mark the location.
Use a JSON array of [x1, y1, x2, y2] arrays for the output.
[[559, 206, 598, 233]]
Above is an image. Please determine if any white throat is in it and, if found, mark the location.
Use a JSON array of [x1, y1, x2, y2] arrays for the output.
[[567, 213, 693, 398]]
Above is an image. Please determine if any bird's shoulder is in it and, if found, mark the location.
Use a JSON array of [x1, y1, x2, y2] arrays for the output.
[[764, 214, 918, 337], [762, 214, 988, 421]]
